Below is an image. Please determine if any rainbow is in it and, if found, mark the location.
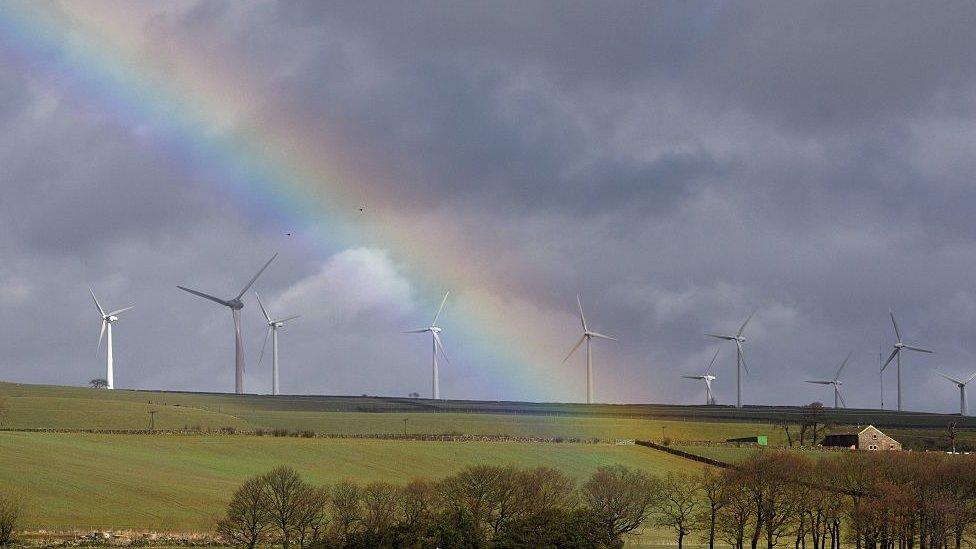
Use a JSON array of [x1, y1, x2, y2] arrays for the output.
[[0, 3, 603, 402]]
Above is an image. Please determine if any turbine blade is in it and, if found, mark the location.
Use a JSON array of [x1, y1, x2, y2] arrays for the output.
[[889, 310, 902, 343], [235, 253, 278, 300], [108, 306, 134, 317], [177, 286, 230, 307], [705, 348, 720, 375], [258, 327, 271, 366], [431, 291, 450, 326], [97, 320, 106, 354], [562, 335, 586, 364], [588, 331, 617, 341], [432, 331, 451, 366], [402, 328, 430, 334], [937, 371, 963, 385], [277, 314, 301, 323], [805, 380, 832, 385], [966, 372, 976, 385], [736, 310, 756, 337], [682, 375, 704, 380], [705, 333, 735, 341], [837, 387, 848, 408], [881, 348, 899, 371], [576, 294, 588, 332], [254, 292, 272, 323], [89, 287, 105, 316], [904, 345, 933, 354], [834, 350, 853, 381]]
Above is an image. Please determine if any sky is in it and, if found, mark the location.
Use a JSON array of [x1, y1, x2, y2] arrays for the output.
[[2, 1, 976, 412]]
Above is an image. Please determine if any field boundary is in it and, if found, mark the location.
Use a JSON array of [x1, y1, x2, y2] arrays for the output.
[[0, 428, 606, 443], [635, 439, 733, 468]]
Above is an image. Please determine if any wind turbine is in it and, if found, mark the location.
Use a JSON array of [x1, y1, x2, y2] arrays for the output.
[[404, 291, 452, 400], [706, 311, 755, 408], [255, 293, 299, 396], [562, 294, 617, 405], [177, 253, 277, 394], [682, 348, 720, 405], [804, 351, 852, 408], [936, 371, 976, 416], [881, 311, 932, 411], [89, 288, 133, 390]]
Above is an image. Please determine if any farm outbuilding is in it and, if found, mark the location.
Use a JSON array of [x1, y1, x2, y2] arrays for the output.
[[726, 435, 768, 446], [821, 425, 901, 451]]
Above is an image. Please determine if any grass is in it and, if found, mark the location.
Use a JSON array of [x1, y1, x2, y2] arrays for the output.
[[0, 382, 784, 443], [0, 431, 704, 531]]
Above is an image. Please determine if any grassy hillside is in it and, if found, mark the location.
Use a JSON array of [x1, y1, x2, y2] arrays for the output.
[[0, 431, 703, 531], [0, 382, 782, 443]]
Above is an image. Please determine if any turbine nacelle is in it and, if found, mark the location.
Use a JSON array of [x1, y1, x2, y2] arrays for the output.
[[227, 298, 245, 310]]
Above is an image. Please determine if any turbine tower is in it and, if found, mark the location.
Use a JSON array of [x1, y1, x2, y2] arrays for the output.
[[682, 348, 720, 405], [936, 371, 976, 416], [706, 311, 755, 408], [89, 288, 133, 390], [804, 351, 853, 408], [177, 253, 277, 394], [255, 293, 300, 396], [404, 291, 452, 399], [881, 311, 932, 411], [562, 294, 617, 405]]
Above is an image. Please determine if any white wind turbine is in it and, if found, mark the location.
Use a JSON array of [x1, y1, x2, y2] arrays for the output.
[[177, 253, 277, 394], [706, 311, 755, 408], [804, 351, 853, 408], [403, 291, 452, 400], [682, 348, 720, 405], [255, 293, 300, 396], [89, 288, 133, 390], [562, 294, 617, 405], [936, 371, 976, 416], [882, 311, 932, 411]]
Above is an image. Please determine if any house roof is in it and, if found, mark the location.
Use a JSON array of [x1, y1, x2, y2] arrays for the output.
[[824, 425, 883, 437]]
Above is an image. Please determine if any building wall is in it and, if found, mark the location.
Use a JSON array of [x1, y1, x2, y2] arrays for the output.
[[858, 426, 902, 451]]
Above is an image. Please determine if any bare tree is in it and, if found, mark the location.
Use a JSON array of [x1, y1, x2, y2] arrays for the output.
[[582, 464, 661, 541], [517, 466, 578, 518], [656, 471, 702, 549], [292, 486, 329, 549], [400, 478, 442, 528], [697, 467, 731, 549], [329, 480, 363, 543], [261, 465, 309, 549], [89, 378, 108, 389], [216, 476, 271, 549], [361, 482, 400, 536]]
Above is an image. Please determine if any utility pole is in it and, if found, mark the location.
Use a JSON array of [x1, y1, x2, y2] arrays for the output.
[[148, 410, 156, 431], [403, 418, 408, 436]]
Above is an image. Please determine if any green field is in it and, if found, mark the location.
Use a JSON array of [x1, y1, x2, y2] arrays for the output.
[[0, 382, 783, 443], [1, 381, 966, 534], [0, 431, 704, 531]]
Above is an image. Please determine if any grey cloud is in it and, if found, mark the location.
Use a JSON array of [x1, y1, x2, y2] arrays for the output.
[[2, 1, 976, 412]]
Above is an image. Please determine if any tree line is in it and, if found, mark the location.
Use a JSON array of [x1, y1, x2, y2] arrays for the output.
[[218, 450, 976, 549]]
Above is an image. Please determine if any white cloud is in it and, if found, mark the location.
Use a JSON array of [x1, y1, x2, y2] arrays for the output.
[[273, 247, 414, 320]]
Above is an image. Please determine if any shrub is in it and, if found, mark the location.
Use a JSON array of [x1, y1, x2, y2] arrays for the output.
[[0, 494, 24, 546]]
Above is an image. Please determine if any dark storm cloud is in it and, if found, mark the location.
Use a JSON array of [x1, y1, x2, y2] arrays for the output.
[[2, 1, 976, 410]]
